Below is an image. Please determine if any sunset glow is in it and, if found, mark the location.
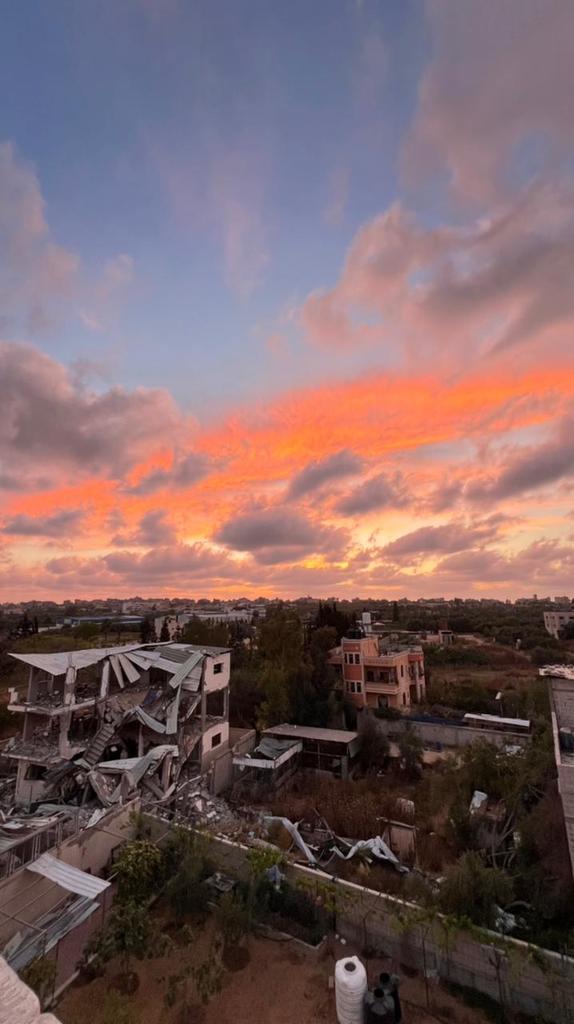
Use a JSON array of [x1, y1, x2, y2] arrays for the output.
[[1, 1, 574, 599]]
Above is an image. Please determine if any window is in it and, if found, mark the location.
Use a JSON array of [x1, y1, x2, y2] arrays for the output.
[[400, 664, 404, 677], [366, 670, 374, 682], [356, 681, 362, 692], [354, 653, 360, 665], [213, 662, 223, 674], [211, 732, 222, 748], [402, 693, 407, 705]]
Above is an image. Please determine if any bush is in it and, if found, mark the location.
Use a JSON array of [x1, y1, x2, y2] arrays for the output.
[[373, 705, 402, 721], [113, 840, 163, 904], [438, 852, 513, 928], [358, 715, 390, 773]]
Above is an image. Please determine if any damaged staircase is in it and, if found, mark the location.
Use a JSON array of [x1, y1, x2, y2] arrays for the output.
[[80, 722, 116, 768]]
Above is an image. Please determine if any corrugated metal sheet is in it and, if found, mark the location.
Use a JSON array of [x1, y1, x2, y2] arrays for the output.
[[27, 854, 110, 898], [4, 897, 99, 973], [9, 644, 147, 676]]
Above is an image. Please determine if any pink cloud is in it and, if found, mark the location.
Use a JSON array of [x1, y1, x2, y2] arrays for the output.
[[405, 0, 574, 203], [299, 184, 574, 369], [0, 341, 186, 489]]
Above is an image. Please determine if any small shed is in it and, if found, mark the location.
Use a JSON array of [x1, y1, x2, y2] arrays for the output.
[[263, 724, 359, 779]]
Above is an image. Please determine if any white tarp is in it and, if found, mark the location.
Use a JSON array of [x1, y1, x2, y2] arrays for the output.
[[264, 816, 317, 865], [27, 854, 110, 898], [332, 835, 405, 871]]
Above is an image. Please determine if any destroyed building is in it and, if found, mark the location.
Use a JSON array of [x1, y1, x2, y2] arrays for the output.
[[3, 642, 231, 807]]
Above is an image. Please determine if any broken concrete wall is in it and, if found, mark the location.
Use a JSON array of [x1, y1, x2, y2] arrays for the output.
[[55, 800, 140, 876]]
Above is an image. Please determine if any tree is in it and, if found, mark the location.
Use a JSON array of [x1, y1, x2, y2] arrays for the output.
[[180, 615, 230, 647], [397, 726, 424, 779], [113, 839, 163, 903], [531, 645, 562, 667], [164, 833, 210, 922], [74, 622, 99, 641], [20, 956, 56, 1008], [257, 665, 293, 728], [358, 715, 390, 773], [139, 616, 155, 644], [259, 605, 304, 672], [438, 851, 513, 928], [392, 601, 400, 623], [86, 900, 161, 979], [314, 601, 354, 642], [159, 617, 171, 642]]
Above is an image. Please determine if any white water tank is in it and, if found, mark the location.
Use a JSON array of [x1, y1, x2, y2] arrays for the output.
[[335, 955, 367, 1024]]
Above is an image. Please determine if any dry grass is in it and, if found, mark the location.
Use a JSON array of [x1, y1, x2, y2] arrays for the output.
[[271, 776, 415, 839]]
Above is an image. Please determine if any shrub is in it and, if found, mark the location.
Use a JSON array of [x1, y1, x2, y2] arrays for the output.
[[113, 839, 163, 904], [438, 852, 513, 928]]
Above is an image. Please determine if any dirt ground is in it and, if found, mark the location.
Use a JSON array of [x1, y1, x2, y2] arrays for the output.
[[56, 920, 492, 1024]]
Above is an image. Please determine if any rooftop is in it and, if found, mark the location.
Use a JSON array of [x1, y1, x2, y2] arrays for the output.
[[264, 723, 358, 744], [539, 665, 574, 681], [9, 641, 231, 678]]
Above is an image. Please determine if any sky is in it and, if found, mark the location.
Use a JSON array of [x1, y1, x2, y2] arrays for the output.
[[1, 0, 574, 601]]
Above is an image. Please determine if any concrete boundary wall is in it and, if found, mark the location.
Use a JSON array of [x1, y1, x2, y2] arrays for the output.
[[178, 828, 574, 1023], [373, 717, 530, 750]]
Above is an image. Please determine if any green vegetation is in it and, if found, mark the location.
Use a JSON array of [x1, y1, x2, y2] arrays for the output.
[[230, 603, 341, 730], [112, 839, 163, 903], [438, 852, 513, 927], [20, 956, 57, 1008], [164, 829, 212, 921]]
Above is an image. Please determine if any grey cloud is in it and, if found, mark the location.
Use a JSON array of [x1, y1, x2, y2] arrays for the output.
[[404, 1, 574, 203], [0, 341, 181, 487], [383, 519, 501, 562], [127, 452, 212, 495], [336, 471, 408, 516], [434, 539, 574, 585], [44, 542, 245, 587], [426, 479, 464, 513], [0, 142, 78, 333], [214, 507, 348, 564], [287, 449, 363, 499], [103, 543, 244, 580], [110, 509, 177, 547], [2, 508, 86, 538], [466, 417, 574, 503]]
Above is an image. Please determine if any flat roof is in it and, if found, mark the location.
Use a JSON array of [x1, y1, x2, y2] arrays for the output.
[[539, 665, 574, 680], [463, 713, 530, 728], [264, 723, 358, 744]]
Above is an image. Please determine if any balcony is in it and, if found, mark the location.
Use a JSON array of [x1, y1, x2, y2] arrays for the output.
[[364, 679, 399, 693]]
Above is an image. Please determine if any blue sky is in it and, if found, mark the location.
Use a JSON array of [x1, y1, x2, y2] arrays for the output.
[[0, 0, 428, 414], [3, 0, 574, 600]]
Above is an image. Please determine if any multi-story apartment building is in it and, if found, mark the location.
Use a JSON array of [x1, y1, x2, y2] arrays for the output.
[[544, 608, 574, 639], [542, 665, 574, 879], [329, 635, 425, 710]]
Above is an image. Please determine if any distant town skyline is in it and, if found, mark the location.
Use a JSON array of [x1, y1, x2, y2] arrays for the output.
[[1, 1, 574, 600]]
